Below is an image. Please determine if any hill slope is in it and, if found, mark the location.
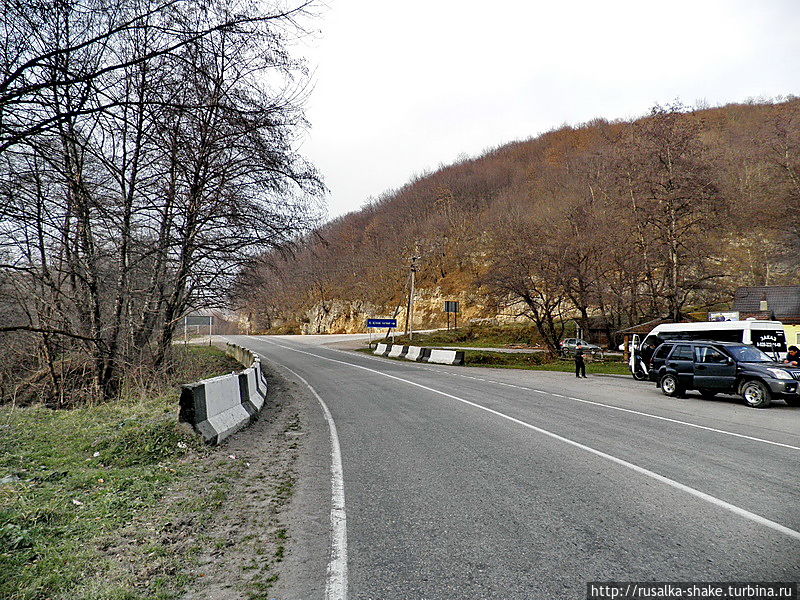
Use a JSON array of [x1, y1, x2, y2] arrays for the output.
[[238, 100, 800, 349]]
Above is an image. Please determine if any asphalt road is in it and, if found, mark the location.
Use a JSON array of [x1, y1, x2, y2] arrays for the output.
[[226, 334, 800, 600]]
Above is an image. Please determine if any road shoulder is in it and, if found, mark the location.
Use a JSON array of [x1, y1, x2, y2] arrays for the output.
[[175, 363, 329, 599]]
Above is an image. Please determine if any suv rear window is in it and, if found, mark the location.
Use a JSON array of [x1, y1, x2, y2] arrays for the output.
[[670, 345, 693, 360], [653, 344, 672, 360]]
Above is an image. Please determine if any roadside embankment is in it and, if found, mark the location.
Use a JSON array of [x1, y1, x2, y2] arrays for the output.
[[0, 345, 293, 600]]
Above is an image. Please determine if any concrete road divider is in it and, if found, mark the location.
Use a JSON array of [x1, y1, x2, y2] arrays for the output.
[[405, 346, 426, 362], [372, 343, 463, 366], [426, 348, 465, 366], [179, 343, 268, 445], [387, 345, 408, 358]]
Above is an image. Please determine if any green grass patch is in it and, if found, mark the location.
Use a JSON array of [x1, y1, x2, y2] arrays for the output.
[[466, 351, 629, 374], [464, 350, 547, 367], [0, 345, 242, 600], [387, 322, 542, 348]]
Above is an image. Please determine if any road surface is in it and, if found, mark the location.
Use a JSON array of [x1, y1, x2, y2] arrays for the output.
[[226, 334, 800, 600]]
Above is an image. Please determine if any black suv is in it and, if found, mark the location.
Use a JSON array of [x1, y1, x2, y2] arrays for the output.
[[648, 340, 800, 408]]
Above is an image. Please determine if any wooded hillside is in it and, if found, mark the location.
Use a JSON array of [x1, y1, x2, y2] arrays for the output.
[[240, 100, 800, 352]]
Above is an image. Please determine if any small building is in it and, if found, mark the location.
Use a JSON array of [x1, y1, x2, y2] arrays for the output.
[[582, 316, 615, 348], [735, 286, 800, 347]]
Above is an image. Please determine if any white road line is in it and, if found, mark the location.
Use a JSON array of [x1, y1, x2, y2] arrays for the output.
[[319, 343, 800, 453], [542, 389, 800, 452], [253, 337, 800, 542], [272, 360, 348, 600]]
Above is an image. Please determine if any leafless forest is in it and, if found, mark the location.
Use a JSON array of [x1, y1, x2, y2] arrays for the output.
[[0, 0, 323, 404], [239, 100, 800, 354]]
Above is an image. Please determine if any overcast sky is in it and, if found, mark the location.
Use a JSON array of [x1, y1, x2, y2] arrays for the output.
[[295, 0, 800, 220]]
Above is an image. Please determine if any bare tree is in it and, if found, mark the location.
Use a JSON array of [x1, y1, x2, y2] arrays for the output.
[[482, 214, 567, 355], [0, 0, 316, 152], [762, 106, 800, 260], [613, 104, 726, 321], [0, 0, 322, 402]]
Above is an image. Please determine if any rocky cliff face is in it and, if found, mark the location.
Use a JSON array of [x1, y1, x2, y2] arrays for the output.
[[300, 299, 381, 334], [299, 288, 497, 334]]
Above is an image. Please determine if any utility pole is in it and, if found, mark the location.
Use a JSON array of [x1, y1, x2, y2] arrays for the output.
[[407, 256, 420, 341]]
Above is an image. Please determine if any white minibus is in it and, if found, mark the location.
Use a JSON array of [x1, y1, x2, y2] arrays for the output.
[[629, 320, 787, 380]]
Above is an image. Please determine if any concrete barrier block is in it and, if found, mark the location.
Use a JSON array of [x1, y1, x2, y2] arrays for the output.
[[427, 349, 465, 366], [405, 346, 423, 361], [238, 370, 259, 417], [205, 404, 253, 444], [388, 345, 408, 358], [256, 360, 268, 390], [371, 344, 462, 366], [178, 382, 207, 425], [245, 366, 266, 412], [181, 343, 269, 445]]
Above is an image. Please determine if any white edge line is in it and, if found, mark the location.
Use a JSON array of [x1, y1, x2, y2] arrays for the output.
[[271, 360, 348, 600], [553, 391, 800, 452], [254, 337, 800, 542], [322, 344, 800, 453]]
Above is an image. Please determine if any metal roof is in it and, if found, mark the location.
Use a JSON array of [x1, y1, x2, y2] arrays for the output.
[[734, 286, 800, 323], [615, 316, 700, 335]]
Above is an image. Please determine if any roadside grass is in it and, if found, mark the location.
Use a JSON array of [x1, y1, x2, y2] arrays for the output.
[[356, 347, 630, 375], [387, 323, 541, 348], [464, 350, 630, 375], [0, 345, 243, 600]]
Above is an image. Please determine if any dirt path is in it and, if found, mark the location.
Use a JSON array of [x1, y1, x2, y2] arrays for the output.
[[177, 364, 330, 600]]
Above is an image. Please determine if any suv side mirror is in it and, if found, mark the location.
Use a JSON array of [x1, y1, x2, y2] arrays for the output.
[[726, 357, 734, 365]]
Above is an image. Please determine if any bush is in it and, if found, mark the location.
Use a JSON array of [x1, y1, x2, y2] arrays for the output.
[[92, 419, 194, 467], [394, 322, 543, 347], [465, 350, 547, 367], [268, 322, 302, 335], [1, 342, 242, 409], [0, 345, 233, 600]]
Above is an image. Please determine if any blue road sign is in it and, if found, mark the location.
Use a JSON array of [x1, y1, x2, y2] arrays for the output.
[[367, 318, 397, 328]]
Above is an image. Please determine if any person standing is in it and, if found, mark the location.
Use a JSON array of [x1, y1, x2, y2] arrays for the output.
[[640, 340, 658, 368], [575, 344, 587, 378]]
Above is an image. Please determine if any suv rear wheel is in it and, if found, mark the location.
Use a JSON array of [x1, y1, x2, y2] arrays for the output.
[[740, 380, 771, 408], [660, 374, 684, 397]]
